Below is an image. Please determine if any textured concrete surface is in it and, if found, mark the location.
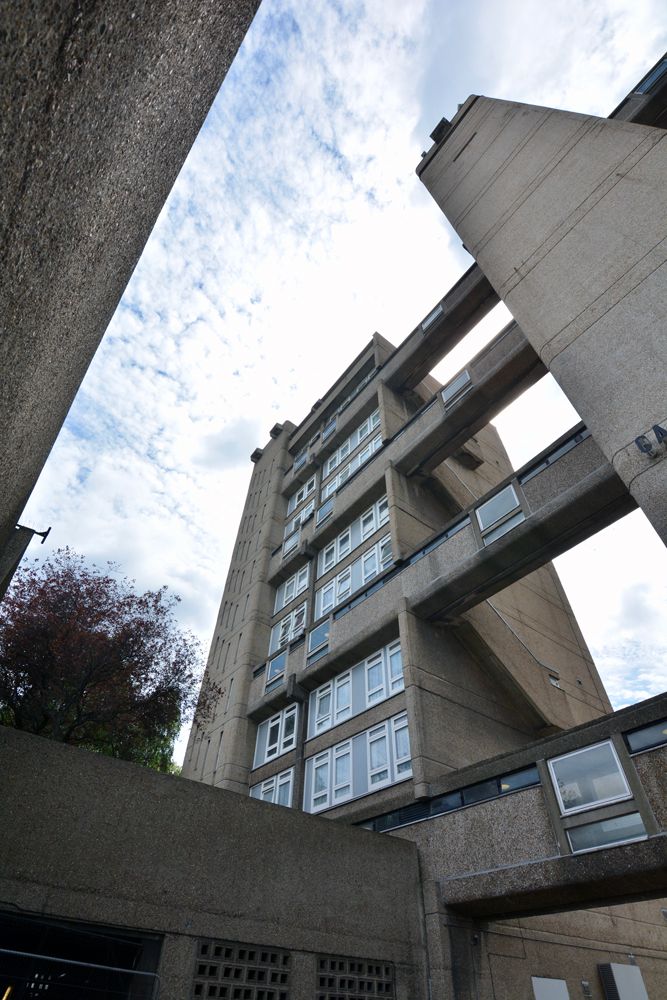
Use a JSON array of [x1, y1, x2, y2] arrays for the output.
[[418, 97, 667, 543], [0, 1, 262, 550], [0, 726, 427, 999]]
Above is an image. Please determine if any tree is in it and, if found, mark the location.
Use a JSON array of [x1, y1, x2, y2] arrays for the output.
[[0, 548, 212, 771]]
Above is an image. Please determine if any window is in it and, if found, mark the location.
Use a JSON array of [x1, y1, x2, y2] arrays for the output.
[[388, 641, 404, 694], [548, 741, 631, 815], [307, 619, 330, 665], [269, 602, 307, 655], [316, 496, 334, 526], [322, 415, 337, 441], [312, 752, 330, 810], [321, 432, 382, 501], [309, 642, 403, 737], [625, 717, 667, 754], [392, 714, 411, 775], [283, 529, 299, 557], [567, 812, 647, 853], [260, 704, 298, 764], [316, 497, 388, 579], [287, 476, 316, 516], [366, 652, 385, 704], [294, 446, 308, 473], [442, 369, 472, 409], [251, 768, 294, 807], [368, 724, 390, 788], [422, 302, 443, 330], [315, 534, 391, 618], [284, 498, 315, 538], [266, 650, 286, 693], [274, 565, 309, 613], [476, 483, 526, 545], [306, 709, 410, 813], [333, 742, 352, 802]]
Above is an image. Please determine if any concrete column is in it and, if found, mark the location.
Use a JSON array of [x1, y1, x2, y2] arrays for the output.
[[418, 98, 667, 543], [0, 1, 261, 552]]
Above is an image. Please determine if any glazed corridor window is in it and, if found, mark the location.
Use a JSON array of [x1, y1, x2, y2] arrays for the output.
[[476, 483, 525, 545], [321, 434, 383, 501], [315, 535, 392, 619], [548, 741, 632, 815], [250, 767, 294, 807], [307, 640, 403, 739], [274, 566, 309, 614], [287, 475, 317, 516], [269, 602, 307, 655], [253, 705, 298, 767], [317, 496, 389, 578], [441, 369, 472, 409], [306, 711, 411, 813]]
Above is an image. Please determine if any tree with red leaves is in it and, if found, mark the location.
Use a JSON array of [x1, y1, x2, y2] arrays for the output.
[[0, 548, 210, 771]]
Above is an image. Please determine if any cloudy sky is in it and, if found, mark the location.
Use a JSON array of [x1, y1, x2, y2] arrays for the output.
[[22, 0, 667, 762]]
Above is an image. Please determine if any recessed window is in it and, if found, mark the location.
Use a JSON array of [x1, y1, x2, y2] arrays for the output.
[[567, 811, 647, 853], [442, 369, 472, 409], [476, 483, 525, 545], [548, 741, 631, 815], [321, 431, 383, 501], [315, 534, 392, 618], [274, 565, 309, 614], [284, 499, 315, 541], [254, 704, 298, 766], [310, 641, 403, 737], [287, 475, 316, 516], [269, 602, 307, 655]]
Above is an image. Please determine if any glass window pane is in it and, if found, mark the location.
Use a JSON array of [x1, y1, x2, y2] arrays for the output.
[[335, 752, 351, 786], [277, 779, 291, 806], [338, 530, 350, 557], [389, 645, 403, 679], [261, 783, 274, 802], [317, 690, 331, 719], [371, 769, 389, 785], [395, 726, 410, 761], [625, 718, 667, 754], [314, 762, 329, 794], [462, 778, 498, 805], [267, 651, 286, 680], [336, 677, 351, 712], [367, 660, 383, 696], [282, 712, 295, 744], [500, 766, 540, 793], [482, 510, 526, 545], [370, 735, 388, 771], [476, 484, 520, 531], [363, 551, 377, 580], [568, 812, 646, 852], [309, 620, 330, 651], [549, 742, 630, 814]]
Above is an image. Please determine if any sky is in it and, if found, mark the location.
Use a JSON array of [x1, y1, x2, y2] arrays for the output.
[[21, 0, 667, 763]]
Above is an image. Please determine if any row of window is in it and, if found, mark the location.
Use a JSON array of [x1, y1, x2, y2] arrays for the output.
[[274, 565, 309, 614], [323, 409, 381, 479], [252, 711, 411, 813], [317, 496, 388, 579], [255, 641, 405, 765], [268, 602, 307, 657], [321, 433, 382, 501], [315, 535, 392, 620], [306, 712, 411, 813], [309, 640, 403, 738], [287, 475, 317, 516]]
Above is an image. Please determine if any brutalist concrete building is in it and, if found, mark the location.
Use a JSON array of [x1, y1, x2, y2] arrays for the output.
[[2, 41, 667, 1000]]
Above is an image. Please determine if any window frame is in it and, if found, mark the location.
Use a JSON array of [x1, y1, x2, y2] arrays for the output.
[[287, 475, 317, 516], [253, 767, 294, 807], [270, 601, 308, 655], [320, 430, 382, 500], [256, 704, 299, 766], [547, 740, 633, 816], [475, 483, 526, 546], [392, 713, 412, 777], [368, 723, 391, 790], [274, 565, 309, 614]]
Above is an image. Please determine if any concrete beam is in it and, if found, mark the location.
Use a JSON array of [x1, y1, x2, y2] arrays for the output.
[[409, 428, 636, 622], [393, 321, 547, 479], [383, 263, 499, 392], [0, 1, 262, 552]]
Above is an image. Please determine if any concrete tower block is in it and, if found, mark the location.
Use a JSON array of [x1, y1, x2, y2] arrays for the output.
[[418, 97, 667, 543]]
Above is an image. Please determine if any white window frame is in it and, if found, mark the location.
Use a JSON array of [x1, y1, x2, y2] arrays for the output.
[[368, 723, 391, 790], [258, 704, 299, 766], [315, 683, 332, 733], [547, 740, 632, 816], [253, 767, 294, 807], [287, 475, 317, 516], [388, 640, 404, 694], [320, 432, 382, 501], [334, 671, 352, 725], [311, 642, 404, 737], [312, 752, 330, 811], [285, 498, 315, 538], [317, 497, 389, 580], [274, 565, 309, 614], [315, 534, 391, 617], [365, 651, 385, 706], [392, 713, 412, 777], [333, 741, 353, 804], [270, 601, 307, 654]]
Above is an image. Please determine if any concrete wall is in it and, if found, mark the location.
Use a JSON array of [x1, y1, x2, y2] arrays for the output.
[[0, 726, 428, 1000], [418, 97, 667, 543]]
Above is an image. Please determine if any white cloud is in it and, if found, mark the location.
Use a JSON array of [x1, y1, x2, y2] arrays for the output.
[[20, 0, 667, 761]]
